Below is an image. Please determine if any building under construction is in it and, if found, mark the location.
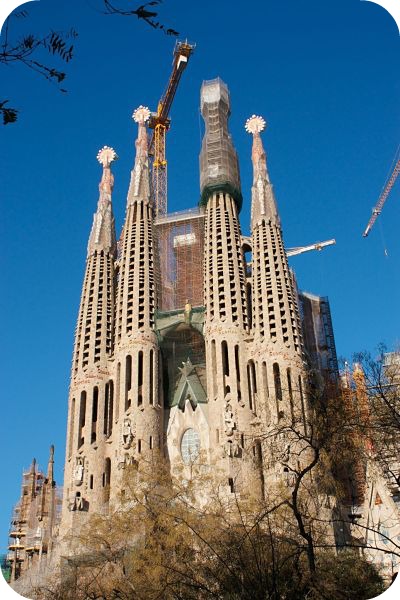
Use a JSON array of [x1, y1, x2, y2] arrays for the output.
[[6, 47, 400, 589], [7, 447, 62, 583], [7, 74, 343, 584]]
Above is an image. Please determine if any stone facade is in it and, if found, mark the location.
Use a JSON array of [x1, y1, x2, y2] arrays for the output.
[[59, 80, 318, 535], [11, 80, 374, 589], [8, 78, 400, 593]]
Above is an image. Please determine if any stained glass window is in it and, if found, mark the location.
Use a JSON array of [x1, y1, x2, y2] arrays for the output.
[[181, 428, 200, 464]]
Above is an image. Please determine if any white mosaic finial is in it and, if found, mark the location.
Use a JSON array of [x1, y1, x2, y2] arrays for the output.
[[245, 115, 267, 135], [97, 146, 118, 168], [132, 105, 151, 125]]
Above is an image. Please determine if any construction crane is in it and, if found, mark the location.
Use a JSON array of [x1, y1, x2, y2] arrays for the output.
[[148, 40, 195, 216], [241, 237, 335, 257], [363, 146, 400, 237], [286, 239, 336, 257]]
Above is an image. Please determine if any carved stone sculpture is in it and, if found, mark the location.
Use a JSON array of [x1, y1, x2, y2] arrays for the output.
[[74, 457, 84, 486], [122, 418, 134, 449]]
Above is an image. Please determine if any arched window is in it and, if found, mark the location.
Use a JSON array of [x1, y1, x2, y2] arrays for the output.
[[104, 380, 114, 437], [262, 362, 269, 398], [287, 368, 294, 424], [181, 428, 200, 464], [235, 345, 241, 402], [125, 355, 132, 411], [247, 360, 257, 412], [149, 349, 154, 406], [211, 339, 217, 397], [138, 351, 143, 407], [299, 376, 307, 434], [78, 391, 86, 449], [68, 398, 75, 458], [273, 363, 282, 401], [91, 386, 98, 443], [115, 362, 120, 422]]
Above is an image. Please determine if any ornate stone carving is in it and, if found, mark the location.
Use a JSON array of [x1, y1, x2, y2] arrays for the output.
[[117, 452, 138, 470], [69, 491, 86, 511]]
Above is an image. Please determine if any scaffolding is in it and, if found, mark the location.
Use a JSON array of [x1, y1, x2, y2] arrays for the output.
[[155, 207, 205, 312], [199, 78, 242, 209], [298, 291, 339, 382], [7, 459, 62, 582]]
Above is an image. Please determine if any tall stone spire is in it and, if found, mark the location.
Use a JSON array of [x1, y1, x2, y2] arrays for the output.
[[29, 458, 37, 500], [201, 80, 263, 499], [115, 106, 156, 341], [126, 105, 152, 205], [113, 105, 161, 474], [245, 115, 279, 228], [62, 149, 118, 531], [72, 148, 118, 374], [87, 147, 118, 256], [46, 444, 55, 486], [199, 78, 242, 209], [246, 115, 307, 433]]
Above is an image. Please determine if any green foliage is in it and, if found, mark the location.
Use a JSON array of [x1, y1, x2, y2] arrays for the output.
[[0, 10, 78, 123]]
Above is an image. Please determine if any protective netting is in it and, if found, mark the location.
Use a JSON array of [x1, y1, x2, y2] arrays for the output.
[[199, 78, 242, 208], [154, 208, 205, 312]]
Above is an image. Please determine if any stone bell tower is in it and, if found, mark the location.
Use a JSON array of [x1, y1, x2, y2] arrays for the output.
[[61, 146, 118, 532], [112, 105, 162, 488], [245, 115, 310, 485], [200, 79, 263, 497]]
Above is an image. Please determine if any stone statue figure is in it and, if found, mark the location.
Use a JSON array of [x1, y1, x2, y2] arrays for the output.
[[69, 491, 85, 511], [74, 457, 84, 485], [184, 299, 192, 323], [122, 418, 133, 448], [224, 403, 235, 437]]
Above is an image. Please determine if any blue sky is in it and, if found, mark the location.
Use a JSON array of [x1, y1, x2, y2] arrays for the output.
[[0, 0, 399, 552]]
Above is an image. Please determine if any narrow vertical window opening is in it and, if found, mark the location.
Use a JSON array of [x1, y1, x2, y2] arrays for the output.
[[287, 368, 294, 424], [78, 391, 86, 449], [125, 355, 132, 411], [211, 340, 217, 398], [138, 351, 143, 407], [149, 349, 154, 405], [91, 386, 98, 443], [115, 362, 120, 423], [68, 398, 75, 458], [234, 345, 241, 402]]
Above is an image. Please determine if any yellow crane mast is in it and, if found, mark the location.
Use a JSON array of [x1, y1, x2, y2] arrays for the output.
[[148, 40, 195, 216]]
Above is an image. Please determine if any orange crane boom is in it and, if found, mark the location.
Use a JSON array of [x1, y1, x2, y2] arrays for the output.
[[148, 40, 195, 216], [363, 150, 400, 238]]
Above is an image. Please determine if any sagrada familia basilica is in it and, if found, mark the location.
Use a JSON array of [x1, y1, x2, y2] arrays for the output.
[[5, 75, 399, 590]]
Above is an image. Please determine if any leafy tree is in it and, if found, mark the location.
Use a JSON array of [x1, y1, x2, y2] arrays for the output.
[[1, 1, 179, 125], [351, 347, 400, 491], [0, 10, 77, 124], [102, 1, 180, 36], [32, 455, 387, 600]]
